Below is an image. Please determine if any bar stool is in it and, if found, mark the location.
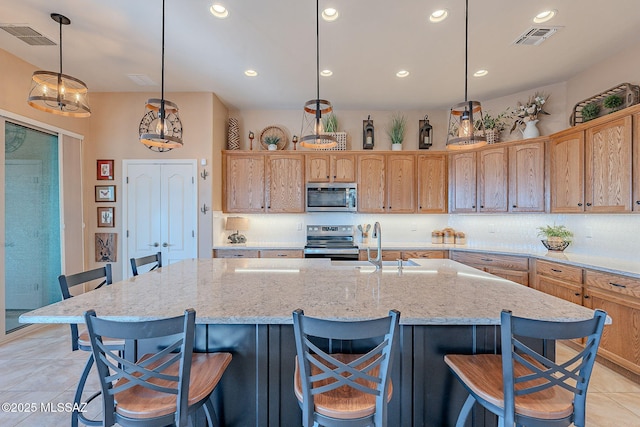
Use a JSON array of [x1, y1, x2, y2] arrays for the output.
[[130, 252, 162, 276], [444, 309, 607, 427], [58, 264, 123, 427], [84, 308, 232, 427], [292, 309, 400, 427]]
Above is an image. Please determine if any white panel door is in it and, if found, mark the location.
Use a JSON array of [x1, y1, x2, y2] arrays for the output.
[[125, 161, 196, 277]]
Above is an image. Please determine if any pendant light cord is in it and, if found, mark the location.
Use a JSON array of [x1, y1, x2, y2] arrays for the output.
[[464, 0, 468, 103], [315, 0, 320, 114], [58, 19, 63, 75], [160, 0, 166, 135]]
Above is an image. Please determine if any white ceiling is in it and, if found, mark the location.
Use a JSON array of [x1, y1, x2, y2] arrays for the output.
[[1, 0, 640, 111]]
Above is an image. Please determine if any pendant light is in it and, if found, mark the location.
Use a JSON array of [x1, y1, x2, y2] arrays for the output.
[[27, 13, 91, 118], [299, 0, 337, 150], [139, 0, 183, 152], [446, 0, 486, 150]]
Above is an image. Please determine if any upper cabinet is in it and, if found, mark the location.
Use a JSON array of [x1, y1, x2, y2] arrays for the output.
[[306, 153, 356, 183], [550, 114, 632, 213], [509, 141, 545, 212], [417, 154, 447, 213], [448, 151, 477, 213], [357, 154, 386, 213], [266, 154, 305, 213], [357, 153, 418, 213], [635, 112, 640, 211], [386, 154, 416, 213], [477, 146, 508, 212]]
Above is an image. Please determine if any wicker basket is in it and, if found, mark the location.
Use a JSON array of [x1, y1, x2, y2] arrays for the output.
[[313, 132, 347, 151], [541, 239, 570, 251], [570, 83, 640, 126], [485, 129, 500, 144]]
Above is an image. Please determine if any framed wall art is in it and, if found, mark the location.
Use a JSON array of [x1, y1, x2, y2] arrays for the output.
[[95, 233, 117, 262], [95, 185, 116, 202], [97, 159, 114, 180], [97, 207, 115, 227]]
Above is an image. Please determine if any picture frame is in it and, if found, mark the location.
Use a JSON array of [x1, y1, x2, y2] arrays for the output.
[[97, 159, 114, 180], [95, 233, 117, 262], [95, 185, 116, 202], [97, 207, 115, 227]]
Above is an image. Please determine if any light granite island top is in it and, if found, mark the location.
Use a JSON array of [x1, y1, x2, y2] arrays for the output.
[[20, 257, 596, 326], [20, 258, 601, 427]]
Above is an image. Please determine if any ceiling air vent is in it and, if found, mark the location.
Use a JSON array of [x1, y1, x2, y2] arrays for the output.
[[513, 26, 563, 46], [0, 24, 56, 46]]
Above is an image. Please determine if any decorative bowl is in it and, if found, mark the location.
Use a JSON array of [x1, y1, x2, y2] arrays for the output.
[[541, 239, 570, 251]]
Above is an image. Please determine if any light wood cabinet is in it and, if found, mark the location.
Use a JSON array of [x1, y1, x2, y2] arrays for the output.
[[450, 251, 529, 286], [359, 249, 447, 261], [357, 154, 416, 213], [386, 154, 416, 213], [584, 116, 632, 212], [223, 153, 265, 213], [448, 152, 477, 213], [550, 129, 585, 213], [634, 112, 640, 211], [508, 141, 545, 212], [477, 146, 508, 212], [532, 260, 583, 305], [306, 153, 356, 183], [266, 154, 305, 213], [357, 154, 386, 213], [417, 154, 447, 213], [259, 249, 303, 258], [584, 270, 640, 375], [213, 249, 260, 258]]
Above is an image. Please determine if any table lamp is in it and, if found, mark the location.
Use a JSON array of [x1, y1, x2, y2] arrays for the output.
[[226, 217, 249, 244]]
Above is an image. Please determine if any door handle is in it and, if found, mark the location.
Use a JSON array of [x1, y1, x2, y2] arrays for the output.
[[148, 243, 160, 247], [162, 242, 172, 247]]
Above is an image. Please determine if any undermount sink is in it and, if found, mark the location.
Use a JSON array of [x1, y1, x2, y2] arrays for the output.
[[331, 260, 419, 268]]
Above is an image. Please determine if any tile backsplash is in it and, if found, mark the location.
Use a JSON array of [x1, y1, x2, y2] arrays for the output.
[[213, 212, 640, 263]]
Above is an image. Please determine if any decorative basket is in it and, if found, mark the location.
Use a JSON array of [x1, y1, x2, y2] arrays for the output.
[[314, 132, 347, 151], [485, 129, 500, 144], [570, 83, 640, 126], [541, 239, 570, 251]]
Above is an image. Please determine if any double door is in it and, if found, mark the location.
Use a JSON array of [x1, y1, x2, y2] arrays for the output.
[[125, 161, 197, 277]]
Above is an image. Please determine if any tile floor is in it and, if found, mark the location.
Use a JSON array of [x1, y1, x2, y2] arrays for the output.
[[0, 325, 639, 426]]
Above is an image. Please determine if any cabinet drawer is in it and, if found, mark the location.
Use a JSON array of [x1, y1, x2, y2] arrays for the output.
[[213, 249, 259, 258], [260, 249, 303, 258], [403, 250, 447, 260], [451, 252, 529, 271], [535, 260, 583, 284], [585, 270, 640, 299]]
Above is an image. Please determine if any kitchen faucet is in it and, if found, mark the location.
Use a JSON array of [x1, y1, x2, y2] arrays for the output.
[[367, 222, 382, 270]]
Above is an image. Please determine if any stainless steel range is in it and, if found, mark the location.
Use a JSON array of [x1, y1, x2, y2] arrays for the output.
[[303, 225, 359, 261]]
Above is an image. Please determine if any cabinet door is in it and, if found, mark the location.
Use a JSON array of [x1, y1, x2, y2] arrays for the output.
[[509, 141, 545, 212], [260, 249, 303, 258], [224, 154, 265, 212], [417, 154, 447, 213], [585, 116, 632, 212], [532, 275, 582, 305], [403, 250, 447, 260], [358, 154, 386, 213], [387, 154, 416, 213], [550, 130, 585, 213], [634, 113, 640, 211], [266, 155, 305, 213], [449, 152, 477, 213], [306, 154, 331, 182], [486, 267, 529, 286], [332, 154, 357, 182], [478, 146, 508, 212]]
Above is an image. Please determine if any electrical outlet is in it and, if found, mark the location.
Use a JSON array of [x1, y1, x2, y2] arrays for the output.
[[411, 223, 417, 231], [297, 222, 302, 231], [489, 223, 496, 233], [585, 227, 593, 238]]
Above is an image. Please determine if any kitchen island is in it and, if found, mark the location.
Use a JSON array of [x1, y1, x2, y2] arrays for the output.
[[21, 258, 598, 426]]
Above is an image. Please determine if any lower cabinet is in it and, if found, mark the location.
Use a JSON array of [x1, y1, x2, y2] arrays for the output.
[[450, 251, 529, 286], [213, 249, 302, 258], [532, 259, 583, 305], [358, 250, 447, 261]]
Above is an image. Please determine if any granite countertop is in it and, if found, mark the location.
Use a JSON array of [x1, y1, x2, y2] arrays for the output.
[[20, 258, 597, 326], [214, 242, 640, 278]]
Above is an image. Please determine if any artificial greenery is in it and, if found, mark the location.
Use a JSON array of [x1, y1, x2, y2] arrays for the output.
[[581, 102, 601, 122], [264, 135, 280, 145], [603, 94, 623, 111], [537, 224, 573, 242], [477, 109, 512, 132], [387, 113, 407, 144], [322, 113, 339, 133]]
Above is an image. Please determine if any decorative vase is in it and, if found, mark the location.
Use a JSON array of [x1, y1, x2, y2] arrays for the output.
[[268, 144, 278, 151], [392, 143, 402, 151], [227, 118, 240, 150], [522, 119, 540, 139]]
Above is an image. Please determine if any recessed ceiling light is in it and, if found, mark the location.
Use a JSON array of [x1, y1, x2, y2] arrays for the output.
[[322, 8, 339, 21], [429, 9, 448, 23], [473, 69, 488, 77], [210, 4, 229, 19], [396, 70, 410, 78], [320, 69, 333, 77], [244, 69, 258, 77], [533, 9, 557, 23]]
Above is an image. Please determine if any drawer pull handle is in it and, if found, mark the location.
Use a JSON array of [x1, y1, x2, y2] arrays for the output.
[[277, 254, 286, 257], [574, 292, 581, 296], [480, 258, 493, 262], [233, 254, 243, 257], [609, 282, 627, 289], [551, 268, 563, 273]]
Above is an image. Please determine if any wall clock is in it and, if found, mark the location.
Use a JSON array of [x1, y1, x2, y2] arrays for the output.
[[138, 109, 183, 150]]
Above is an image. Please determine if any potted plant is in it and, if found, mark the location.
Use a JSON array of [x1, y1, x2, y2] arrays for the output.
[[321, 113, 346, 150], [477, 109, 512, 144], [264, 135, 280, 151], [603, 94, 623, 112], [537, 224, 573, 251], [387, 113, 407, 150], [581, 102, 600, 122]]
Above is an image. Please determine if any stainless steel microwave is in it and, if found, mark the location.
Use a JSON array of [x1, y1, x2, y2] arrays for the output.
[[306, 183, 357, 212]]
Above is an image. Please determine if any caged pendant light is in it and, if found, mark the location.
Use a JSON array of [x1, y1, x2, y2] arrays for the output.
[[27, 13, 91, 118], [299, 0, 337, 150], [139, 0, 183, 152], [446, 0, 486, 150]]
